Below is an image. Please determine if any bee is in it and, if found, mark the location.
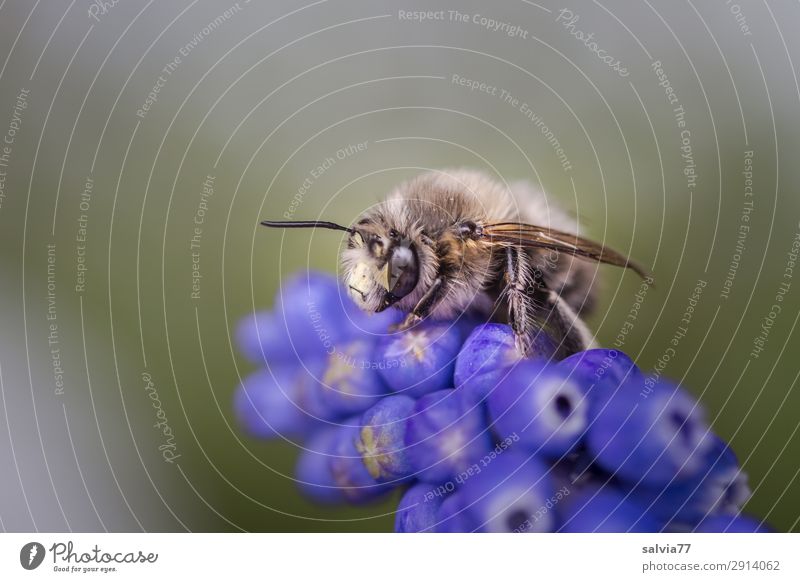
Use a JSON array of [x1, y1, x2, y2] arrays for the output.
[[262, 169, 649, 358]]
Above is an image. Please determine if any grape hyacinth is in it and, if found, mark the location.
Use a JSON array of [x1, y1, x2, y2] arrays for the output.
[[234, 271, 769, 532]]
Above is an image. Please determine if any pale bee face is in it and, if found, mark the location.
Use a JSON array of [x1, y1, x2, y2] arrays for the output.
[[343, 223, 419, 313]]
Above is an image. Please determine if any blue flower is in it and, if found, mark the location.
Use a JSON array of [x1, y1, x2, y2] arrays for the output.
[[455, 324, 528, 405], [295, 426, 346, 504], [405, 389, 494, 484], [233, 270, 768, 532], [244, 271, 402, 365], [558, 486, 661, 533], [377, 321, 464, 398], [328, 421, 391, 504], [395, 483, 442, 533], [433, 491, 472, 533], [627, 435, 751, 526], [488, 361, 589, 457], [234, 367, 327, 439], [273, 271, 354, 359], [587, 378, 713, 486], [235, 310, 294, 365], [557, 348, 641, 392], [356, 394, 416, 483], [317, 339, 388, 416], [457, 451, 555, 532]]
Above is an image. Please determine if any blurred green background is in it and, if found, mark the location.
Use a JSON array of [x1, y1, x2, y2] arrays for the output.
[[0, 0, 798, 531]]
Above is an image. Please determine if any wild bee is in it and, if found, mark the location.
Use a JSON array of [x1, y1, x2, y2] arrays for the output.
[[262, 169, 648, 358]]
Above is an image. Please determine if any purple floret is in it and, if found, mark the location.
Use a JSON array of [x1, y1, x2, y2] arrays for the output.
[[458, 451, 555, 532], [328, 421, 391, 504], [377, 321, 464, 398], [587, 378, 713, 486], [558, 486, 661, 533], [356, 394, 416, 483], [316, 339, 388, 416], [395, 483, 443, 533], [405, 389, 494, 484], [234, 367, 326, 439], [295, 426, 346, 504], [488, 361, 590, 457]]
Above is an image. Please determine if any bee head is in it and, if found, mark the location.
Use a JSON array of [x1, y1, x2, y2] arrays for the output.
[[259, 217, 420, 313], [343, 219, 419, 312]]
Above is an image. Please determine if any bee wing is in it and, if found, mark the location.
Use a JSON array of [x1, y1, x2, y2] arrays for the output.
[[483, 222, 651, 280]]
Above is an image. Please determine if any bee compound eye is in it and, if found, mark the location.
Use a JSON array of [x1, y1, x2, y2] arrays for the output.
[[387, 243, 418, 300]]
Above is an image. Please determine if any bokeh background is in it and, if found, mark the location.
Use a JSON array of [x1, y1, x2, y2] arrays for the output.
[[0, 0, 798, 532]]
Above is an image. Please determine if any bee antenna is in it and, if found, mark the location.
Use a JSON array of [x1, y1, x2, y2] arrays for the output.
[[260, 219, 355, 235]]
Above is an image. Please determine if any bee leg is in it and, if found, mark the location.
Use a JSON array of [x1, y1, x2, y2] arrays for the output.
[[533, 287, 598, 358], [392, 313, 422, 332], [392, 276, 445, 331], [503, 247, 537, 356], [504, 247, 595, 358]]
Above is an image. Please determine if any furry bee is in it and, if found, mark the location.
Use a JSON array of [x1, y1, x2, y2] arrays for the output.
[[262, 169, 648, 358]]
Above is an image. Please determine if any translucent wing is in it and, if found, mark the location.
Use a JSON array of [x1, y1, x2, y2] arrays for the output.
[[483, 222, 650, 279]]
